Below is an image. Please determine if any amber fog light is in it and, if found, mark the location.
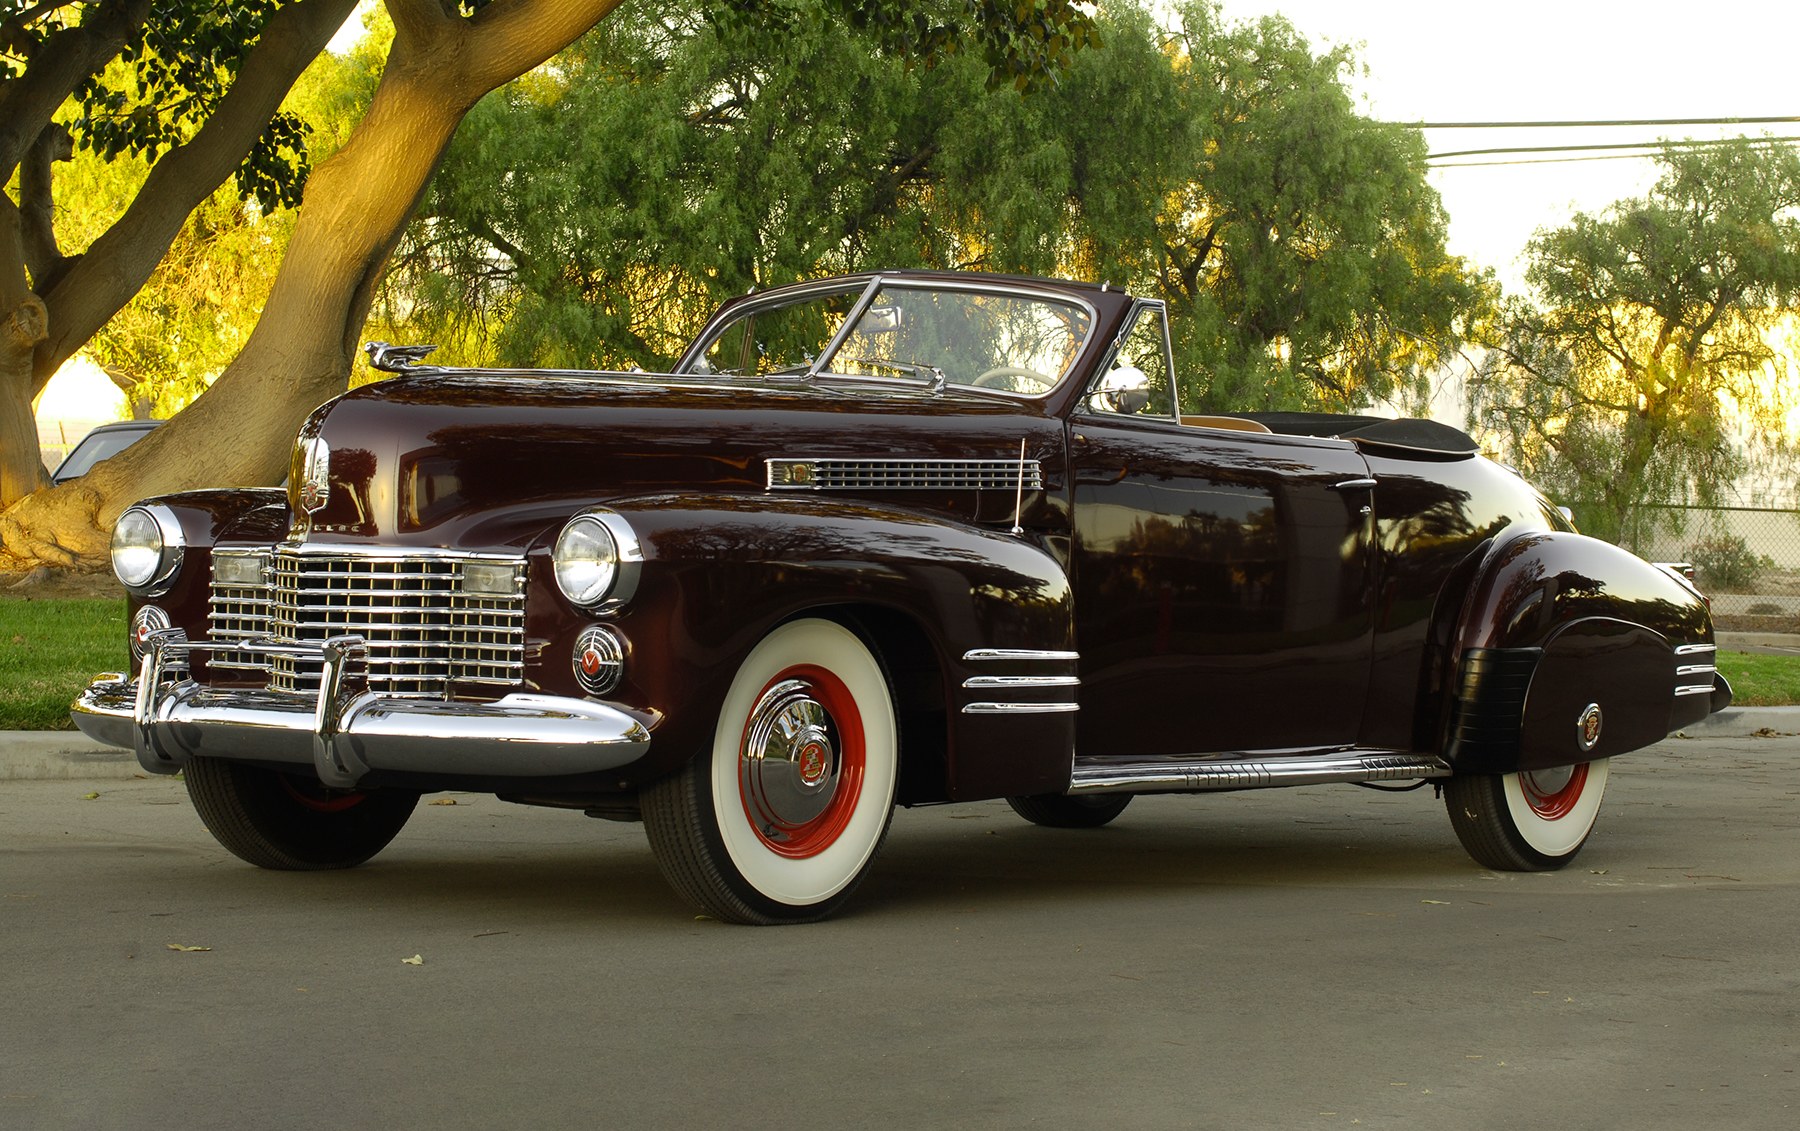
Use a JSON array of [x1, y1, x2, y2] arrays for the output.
[[573, 626, 626, 696]]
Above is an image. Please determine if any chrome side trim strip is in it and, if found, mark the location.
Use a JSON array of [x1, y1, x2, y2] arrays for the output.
[[962, 648, 1079, 662], [1674, 684, 1717, 697], [1674, 643, 1717, 656], [1675, 664, 1717, 677], [962, 702, 1081, 715], [962, 675, 1081, 689], [1068, 751, 1451, 794]]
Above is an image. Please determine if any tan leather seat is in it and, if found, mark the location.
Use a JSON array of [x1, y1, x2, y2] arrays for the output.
[[1179, 414, 1272, 434]]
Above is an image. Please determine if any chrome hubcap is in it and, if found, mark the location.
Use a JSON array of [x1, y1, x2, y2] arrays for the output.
[[740, 679, 841, 839]]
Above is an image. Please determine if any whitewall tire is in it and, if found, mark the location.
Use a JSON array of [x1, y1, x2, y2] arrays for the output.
[[642, 619, 899, 924], [1445, 758, 1610, 871]]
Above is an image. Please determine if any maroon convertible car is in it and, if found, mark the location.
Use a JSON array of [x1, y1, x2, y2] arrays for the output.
[[75, 271, 1731, 923]]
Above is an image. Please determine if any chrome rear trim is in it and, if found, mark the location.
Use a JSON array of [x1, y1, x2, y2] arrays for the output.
[[1069, 751, 1451, 794]]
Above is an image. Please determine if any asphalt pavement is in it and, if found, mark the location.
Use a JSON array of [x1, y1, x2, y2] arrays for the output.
[[2, 722, 1797, 1130]]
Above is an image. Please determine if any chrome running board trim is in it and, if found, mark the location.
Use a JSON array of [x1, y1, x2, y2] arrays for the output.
[[1068, 751, 1451, 794]]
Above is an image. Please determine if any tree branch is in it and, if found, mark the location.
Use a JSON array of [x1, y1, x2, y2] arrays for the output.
[[32, 0, 358, 392], [461, 0, 626, 100], [18, 120, 71, 287], [0, 0, 150, 181]]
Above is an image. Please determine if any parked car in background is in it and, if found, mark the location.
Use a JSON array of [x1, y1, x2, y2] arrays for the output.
[[50, 420, 161, 484], [72, 270, 1731, 923]]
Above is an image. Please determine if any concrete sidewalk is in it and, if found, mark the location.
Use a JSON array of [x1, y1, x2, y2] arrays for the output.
[[6, 705, 1796, 781]]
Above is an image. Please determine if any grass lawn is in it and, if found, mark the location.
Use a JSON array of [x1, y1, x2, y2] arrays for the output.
[[0, 598, 127, 730], [1713, 650, 1800, 708], [0, 597, 1794, 729]]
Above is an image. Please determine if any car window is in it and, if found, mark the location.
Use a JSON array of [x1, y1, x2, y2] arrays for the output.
[[684, 281, 1094, 396], [694, 285, 863, 376], [53, 427, 154, 481], [1083, 305, 1176, 418]]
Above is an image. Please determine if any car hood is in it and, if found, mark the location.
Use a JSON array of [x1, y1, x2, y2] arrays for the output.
[[283, 373, 1061, 546]]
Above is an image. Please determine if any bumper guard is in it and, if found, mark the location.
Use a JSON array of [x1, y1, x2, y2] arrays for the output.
[[71, 630, 652, 788]]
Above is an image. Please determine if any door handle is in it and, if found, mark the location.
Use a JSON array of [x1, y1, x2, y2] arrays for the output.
[[1330, 478, 1377, 491]]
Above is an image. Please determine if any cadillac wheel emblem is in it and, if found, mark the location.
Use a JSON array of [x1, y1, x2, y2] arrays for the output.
[[1576, 703, 1603, 752]]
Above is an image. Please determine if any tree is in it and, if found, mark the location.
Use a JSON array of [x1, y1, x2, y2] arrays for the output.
[[1469, 139, 1800, 548], [2, 0, 1101, 569], [375, 0, 1488, 419], [1, 0, 360, 509], [1150, 2, 1490, 413]]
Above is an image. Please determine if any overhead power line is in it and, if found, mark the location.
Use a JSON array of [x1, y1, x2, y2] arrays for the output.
[[1407, 115, 1800, 130], [1425, 134, 1800, 165]]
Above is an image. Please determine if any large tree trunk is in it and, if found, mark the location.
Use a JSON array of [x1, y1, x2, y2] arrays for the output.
[[0, 0, 623, 570]]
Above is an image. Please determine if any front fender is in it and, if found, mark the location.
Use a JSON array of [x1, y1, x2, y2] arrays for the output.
[[579, 494, 1076, 799], [1445, 530, 1716, 773]]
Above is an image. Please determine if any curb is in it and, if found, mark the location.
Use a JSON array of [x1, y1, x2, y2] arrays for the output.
[[6, 706, 1797, 781], [2, 731, 143, 781], [1673, 705, 1800, 739]]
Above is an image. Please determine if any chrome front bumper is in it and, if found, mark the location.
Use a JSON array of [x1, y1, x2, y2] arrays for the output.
[[71, 632, 652, 788]]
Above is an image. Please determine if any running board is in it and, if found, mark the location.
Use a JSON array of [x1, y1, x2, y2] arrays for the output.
[[1068, 751, 1452, 794]]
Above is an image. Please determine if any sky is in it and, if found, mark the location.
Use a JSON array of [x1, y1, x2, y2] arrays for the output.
[[1214, 0, 1800, 295]]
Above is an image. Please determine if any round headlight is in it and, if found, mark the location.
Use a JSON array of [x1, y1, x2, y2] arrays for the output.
[[111, 504, 183, 594], [554, 515, 619, 607], [552, 510, 642, 610]]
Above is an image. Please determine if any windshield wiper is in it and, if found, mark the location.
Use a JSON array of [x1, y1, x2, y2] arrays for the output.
[[827, 356, 946, 391]]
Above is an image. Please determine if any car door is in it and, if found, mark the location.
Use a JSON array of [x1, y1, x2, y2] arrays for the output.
[[1069, 416, 1378, 756], [1064, 306, 1377, 758]]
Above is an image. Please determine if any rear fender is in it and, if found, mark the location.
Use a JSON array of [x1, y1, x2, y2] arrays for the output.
[[1444, 531, 1714, 774]]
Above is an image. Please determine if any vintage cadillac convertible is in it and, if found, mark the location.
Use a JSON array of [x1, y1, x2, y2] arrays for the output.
[[74, 270, 1731, 923]]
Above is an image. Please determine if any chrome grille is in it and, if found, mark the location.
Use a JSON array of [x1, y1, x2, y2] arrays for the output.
[[207, 547, 526, 696], [767, 457, 1043, 490], [207, 550, 273, 675]]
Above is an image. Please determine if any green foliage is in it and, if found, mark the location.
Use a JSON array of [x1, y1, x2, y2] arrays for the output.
[[52, 1, 316, 209], [0, 598, 125, 730], [1471, 139, 1800, 551], [63, 43, 380, 416], [1686, 533, 1765, 592], [378, 0, 1487, 412]]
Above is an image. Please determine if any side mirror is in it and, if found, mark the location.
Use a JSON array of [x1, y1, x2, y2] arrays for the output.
[[860, 306, 904, 334], [1090, 366, 1151, 415]]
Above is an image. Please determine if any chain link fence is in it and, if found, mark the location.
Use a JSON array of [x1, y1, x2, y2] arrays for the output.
[[1570, 504, 1800, 621]]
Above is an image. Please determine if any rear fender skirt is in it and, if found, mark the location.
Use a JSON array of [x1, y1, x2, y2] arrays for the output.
[[1444, 530, 1716, 773]]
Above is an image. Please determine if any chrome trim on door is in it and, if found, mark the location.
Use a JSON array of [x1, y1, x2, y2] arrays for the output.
[[962, 675, 1081, 689], [962, 702, 1082, 715], [962, 648, 1080, 662]]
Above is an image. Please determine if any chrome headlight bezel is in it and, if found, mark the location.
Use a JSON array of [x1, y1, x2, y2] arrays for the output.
[[552, 509, 642, 611], [110, 503, 185, 596]]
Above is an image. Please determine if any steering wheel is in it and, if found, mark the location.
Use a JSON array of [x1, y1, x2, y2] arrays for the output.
[[971, 366, 1055, 393]]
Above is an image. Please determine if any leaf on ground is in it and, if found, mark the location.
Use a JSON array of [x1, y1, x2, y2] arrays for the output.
[[166, 943, 211, 952], [401, 954, 423, 965], [1420, 899, 1451, 905], [428, 798, 457, 806], [81, 792, 99, 800]]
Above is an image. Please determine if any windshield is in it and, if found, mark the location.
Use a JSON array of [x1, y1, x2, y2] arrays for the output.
[[685, 281, 1094, 396]]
